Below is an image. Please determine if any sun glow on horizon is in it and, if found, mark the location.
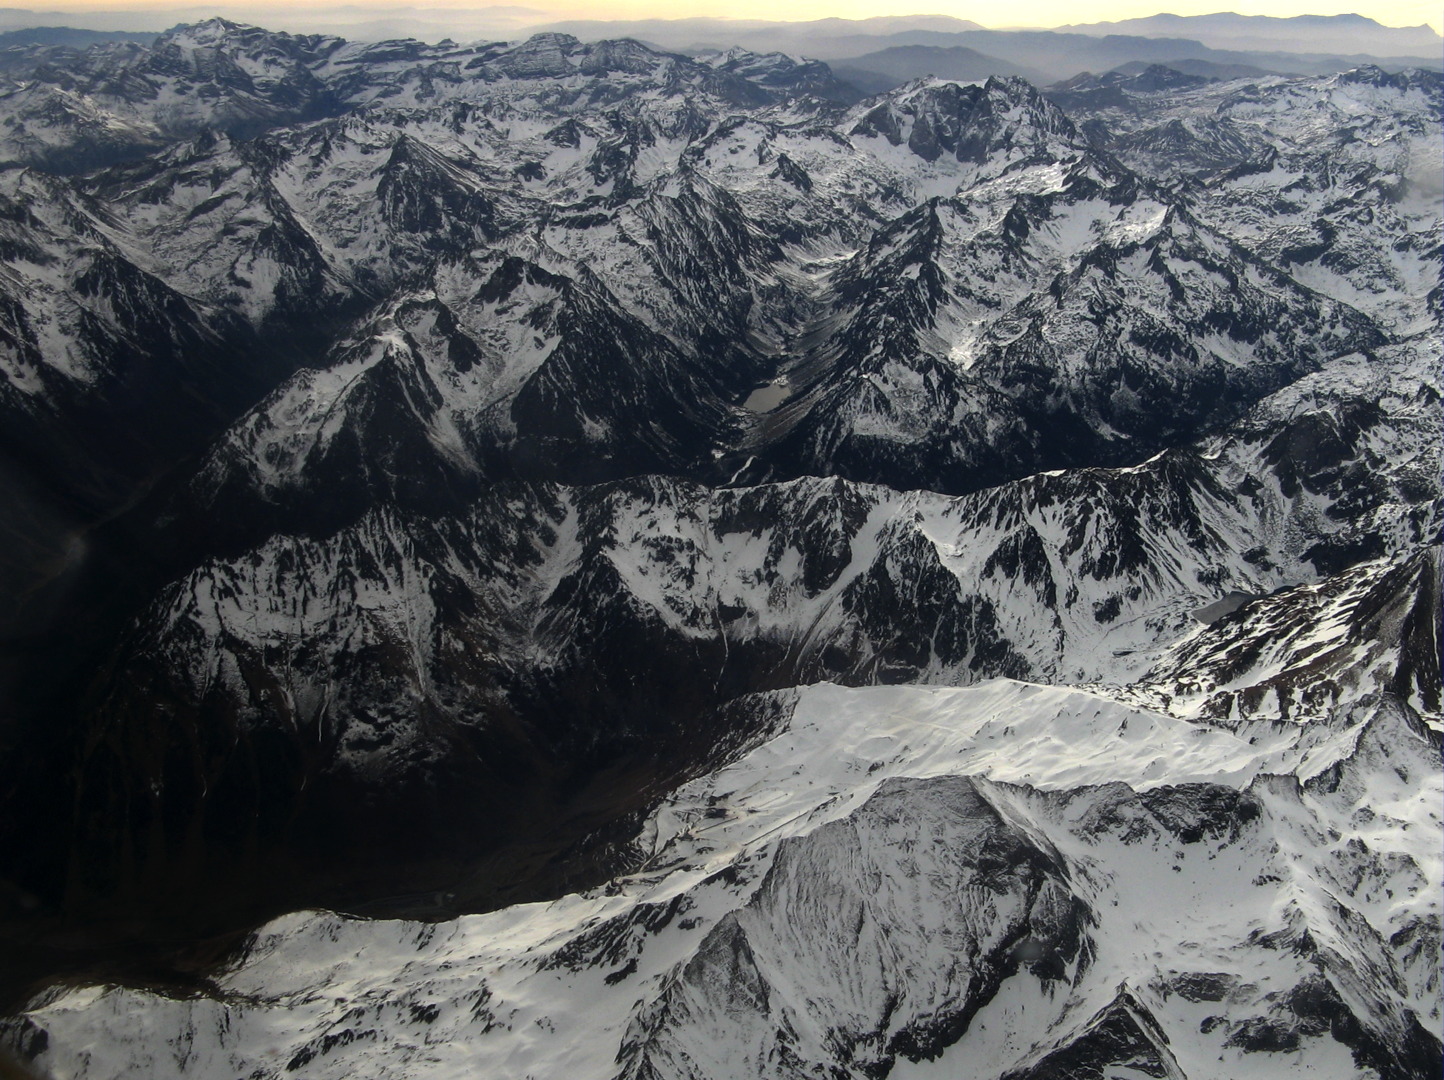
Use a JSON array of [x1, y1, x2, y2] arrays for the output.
[[15, 0, 1442, 38]]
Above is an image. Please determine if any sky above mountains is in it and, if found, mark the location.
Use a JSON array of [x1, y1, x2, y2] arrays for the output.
[[4, 3, 1440, 35]]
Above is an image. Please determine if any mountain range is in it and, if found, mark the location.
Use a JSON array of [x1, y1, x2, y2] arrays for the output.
[[0, 18, 1437, 1080], [1059, 12, 1442, 57]]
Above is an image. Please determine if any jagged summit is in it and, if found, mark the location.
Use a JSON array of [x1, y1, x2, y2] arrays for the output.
[[851, 73, 1081, 163], [158, 15, 250, 40]]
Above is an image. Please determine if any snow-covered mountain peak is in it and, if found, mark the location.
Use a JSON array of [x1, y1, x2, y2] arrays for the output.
[[155, 16, 252, 47], [849, 73, 1084, 173]]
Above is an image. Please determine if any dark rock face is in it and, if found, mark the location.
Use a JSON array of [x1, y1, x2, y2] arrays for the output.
[[616, 777, 1093, 1080], [1002, 987, 1182, 1079]]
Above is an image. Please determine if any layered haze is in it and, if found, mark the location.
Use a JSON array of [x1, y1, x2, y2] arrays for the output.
[[0, 6, 1439, 44]]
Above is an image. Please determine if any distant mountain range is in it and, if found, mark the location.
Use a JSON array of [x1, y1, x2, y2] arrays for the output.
[[0, 9, 1437, 70], [825, 30, 1442, 92], [0, 26, 156, 47], [1060, 11, 1442, 57], [526, 14, 1442, 83], [830, 45, 1048, 96]]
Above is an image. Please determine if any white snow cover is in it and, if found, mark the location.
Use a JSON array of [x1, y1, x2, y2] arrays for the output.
[[19, 682, 1439, 1079]]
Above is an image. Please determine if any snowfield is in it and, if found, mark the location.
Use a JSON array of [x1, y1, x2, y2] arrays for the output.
[[17, 683, 1439, 1079]]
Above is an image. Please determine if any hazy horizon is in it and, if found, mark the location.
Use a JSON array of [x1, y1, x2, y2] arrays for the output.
[[0, 2, 1439, 39]]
